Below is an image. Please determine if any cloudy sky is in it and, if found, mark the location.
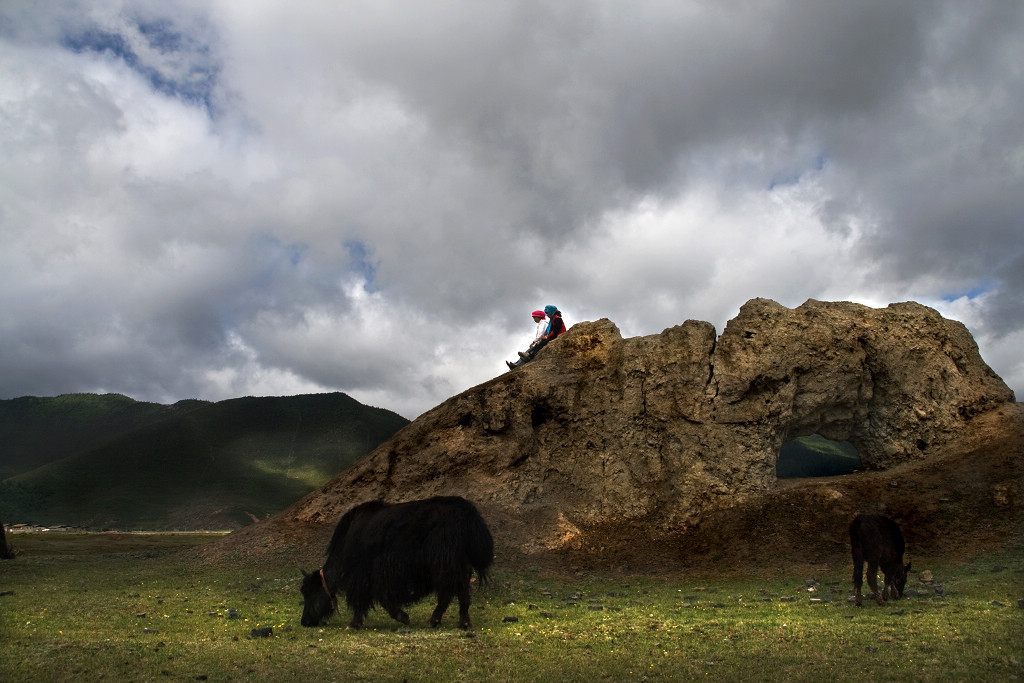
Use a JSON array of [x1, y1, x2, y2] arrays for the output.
[[1, 1, 1021, 419]]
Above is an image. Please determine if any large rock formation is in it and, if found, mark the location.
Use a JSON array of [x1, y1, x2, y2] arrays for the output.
[[260, 298, 1013, 556], [208, 298, 1019, 569]]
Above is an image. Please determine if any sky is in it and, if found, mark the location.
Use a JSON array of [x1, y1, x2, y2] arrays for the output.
[[1, 1, 1021, 420]]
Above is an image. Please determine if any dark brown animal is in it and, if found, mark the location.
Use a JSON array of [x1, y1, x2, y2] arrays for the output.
[[0, 519, 14, 560], [300, 496, 493, 630], [849, 513, 911, 606]]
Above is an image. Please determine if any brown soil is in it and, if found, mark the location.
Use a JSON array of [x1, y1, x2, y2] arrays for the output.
[[197, 403, 1024, 577]]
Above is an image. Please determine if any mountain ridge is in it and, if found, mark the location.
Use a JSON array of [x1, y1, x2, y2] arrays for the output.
[[0, 392, 409, 529]]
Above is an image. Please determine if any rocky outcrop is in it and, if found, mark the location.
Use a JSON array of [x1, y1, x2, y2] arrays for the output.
[[268, 298, 1014, 561]]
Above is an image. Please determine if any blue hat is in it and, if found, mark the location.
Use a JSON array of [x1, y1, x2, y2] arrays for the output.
[[544, 305, 557, 316]]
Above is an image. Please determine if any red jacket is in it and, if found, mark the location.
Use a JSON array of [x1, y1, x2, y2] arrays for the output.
[[544, 313, 566, 341]]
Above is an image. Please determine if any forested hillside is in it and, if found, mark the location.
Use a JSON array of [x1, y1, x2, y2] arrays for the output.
[[0, 393, 408, 530]]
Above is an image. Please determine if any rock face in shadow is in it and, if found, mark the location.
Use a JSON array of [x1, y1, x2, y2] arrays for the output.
[[275, 298, 1014, 560]]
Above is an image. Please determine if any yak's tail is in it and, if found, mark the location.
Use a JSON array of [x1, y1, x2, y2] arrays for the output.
[[461, 502, 495, 587]]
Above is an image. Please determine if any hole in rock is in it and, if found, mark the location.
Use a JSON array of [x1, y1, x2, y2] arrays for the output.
[[776, 434, 861, 478], [531, 403, 553, 428]]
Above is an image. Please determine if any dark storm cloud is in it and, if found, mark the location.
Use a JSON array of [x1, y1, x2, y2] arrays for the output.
[[1, 1, 1021, 417]]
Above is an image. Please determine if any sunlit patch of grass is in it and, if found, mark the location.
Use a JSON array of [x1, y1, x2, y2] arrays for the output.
[[0, 534, 1020, 681], [249, 458, 329, 488]]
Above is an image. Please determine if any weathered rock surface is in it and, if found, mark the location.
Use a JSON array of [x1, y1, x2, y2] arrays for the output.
[[208, 298, 1020, 568]]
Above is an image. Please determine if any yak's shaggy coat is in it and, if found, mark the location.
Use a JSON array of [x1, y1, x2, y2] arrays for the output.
[[849, 513, 911, 607], [301, 496, 494, 629]]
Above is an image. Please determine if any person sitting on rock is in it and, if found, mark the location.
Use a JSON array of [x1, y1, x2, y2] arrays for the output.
[[506, 309, 546, 370], [506, 305, 566, 370]]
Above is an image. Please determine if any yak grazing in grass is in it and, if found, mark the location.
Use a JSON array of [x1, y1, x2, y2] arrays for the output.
[[300, 496, 494, 630], [849, 513, 911, 607]]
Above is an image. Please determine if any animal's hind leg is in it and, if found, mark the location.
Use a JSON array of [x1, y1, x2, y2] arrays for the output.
[[455, 575, 473, 630], [429, 588, 454, 628], [852, 552, 865, 607]]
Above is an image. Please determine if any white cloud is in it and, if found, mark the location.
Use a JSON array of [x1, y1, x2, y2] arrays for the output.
[[1, 1, 1021, 418]]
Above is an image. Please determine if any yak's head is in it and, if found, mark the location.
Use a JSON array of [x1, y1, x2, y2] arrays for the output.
[[299, 569, 337, 627], [887, 561, 912, 600]]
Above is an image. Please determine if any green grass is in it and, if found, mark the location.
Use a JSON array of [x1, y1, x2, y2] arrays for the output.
[[249, 458, 329, 489], [1, 534, 1020, 681]]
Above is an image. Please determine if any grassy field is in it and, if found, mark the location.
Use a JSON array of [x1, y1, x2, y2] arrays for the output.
[[0, 533, 1021, 682]]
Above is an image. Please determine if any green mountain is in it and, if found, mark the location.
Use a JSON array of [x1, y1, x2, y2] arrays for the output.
[[0, 393, 408, 530], [0, 393, 207, 479]]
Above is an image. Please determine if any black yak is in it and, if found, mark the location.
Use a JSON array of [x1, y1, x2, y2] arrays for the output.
[[849, 513, 911, 607], [300, 496, 494, 630]]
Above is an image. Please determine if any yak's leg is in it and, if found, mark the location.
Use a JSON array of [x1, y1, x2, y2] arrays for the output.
[[348, 596, 370, 629], [456, 574, 473, 630], [344, 576, 374, 629], [882, 569, 897, 602], [852, 551, 865, 607], [381, 599, 410, 626], [865, 561, 884, 605], [429, 588, 454, 628]]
